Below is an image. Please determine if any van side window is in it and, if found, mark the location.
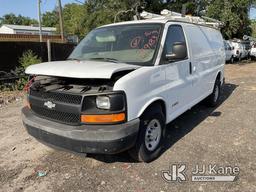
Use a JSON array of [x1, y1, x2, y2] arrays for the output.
[[162, 25, 187, 63]]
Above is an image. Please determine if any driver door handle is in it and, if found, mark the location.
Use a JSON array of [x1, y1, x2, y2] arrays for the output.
[[189, 62, 196, 74], [189, 62, 192, 74]]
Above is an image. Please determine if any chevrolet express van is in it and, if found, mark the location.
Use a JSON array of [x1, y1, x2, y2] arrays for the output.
[[22, 17, 225, 162]]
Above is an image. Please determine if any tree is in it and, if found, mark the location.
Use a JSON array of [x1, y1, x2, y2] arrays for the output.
[[42, 11, 58, 27], [40, 3, 88, 36], [11, 0, 252, 40], [0, 13, 38, 26], [206, 0, 254, 39], [61, 3, 88, 36], [251, 19, 256, 37]]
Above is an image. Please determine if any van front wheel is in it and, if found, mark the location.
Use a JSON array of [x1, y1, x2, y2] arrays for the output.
[[128, 105, 166, 163]]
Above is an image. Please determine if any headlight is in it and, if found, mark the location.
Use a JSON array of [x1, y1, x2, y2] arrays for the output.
[[96, 96, 110, 110], [82, 92, 126, 124]]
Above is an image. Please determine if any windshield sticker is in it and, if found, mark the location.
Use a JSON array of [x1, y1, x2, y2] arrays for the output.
[[138, 31, 160, 58], [130, 36, 142, 48], [144, 30, 159, 37]]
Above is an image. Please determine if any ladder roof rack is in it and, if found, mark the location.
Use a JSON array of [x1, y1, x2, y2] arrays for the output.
[[140, 9, 224, 29]]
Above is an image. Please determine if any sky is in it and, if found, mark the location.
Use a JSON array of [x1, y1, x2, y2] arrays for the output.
[[0, 0, 78, 19], [1, 1, 256, 20], [250, 8, 256, 20]]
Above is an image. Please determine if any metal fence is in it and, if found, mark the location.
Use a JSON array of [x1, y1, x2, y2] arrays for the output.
[[0, 34, 66, 43], [0, 41, 75, 73]]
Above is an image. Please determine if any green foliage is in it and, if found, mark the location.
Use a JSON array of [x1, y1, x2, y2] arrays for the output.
[[13, 50, 42, 91], [19, 50, 42, 69], [0, 13, 38, 26], [42, 11, 59, 27], [250, 19, 256, 37], [206, 0, 254, 39], [2, 0, 253, 40], [62, 3, 88, 36]]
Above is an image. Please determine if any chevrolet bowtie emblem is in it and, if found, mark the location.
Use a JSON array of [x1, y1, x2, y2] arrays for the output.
[[44, 101, 56, 109]]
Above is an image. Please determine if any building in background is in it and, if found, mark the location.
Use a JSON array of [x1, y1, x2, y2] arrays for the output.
[[0, 24, 56, 35]]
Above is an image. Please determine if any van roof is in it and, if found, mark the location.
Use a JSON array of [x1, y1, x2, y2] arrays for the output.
[[100, 19, 168, 28], [99, 19, 219, 31]]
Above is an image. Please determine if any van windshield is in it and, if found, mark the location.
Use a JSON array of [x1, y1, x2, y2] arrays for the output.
[[68, 24, 162, 66]]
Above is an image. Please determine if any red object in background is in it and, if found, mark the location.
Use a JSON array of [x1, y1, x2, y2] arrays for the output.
[[23, 76, 35, 93]]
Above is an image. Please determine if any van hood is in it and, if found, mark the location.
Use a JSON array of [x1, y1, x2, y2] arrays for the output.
[[25, 60, 140, 79]]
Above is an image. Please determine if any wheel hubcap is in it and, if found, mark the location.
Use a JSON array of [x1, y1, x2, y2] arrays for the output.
[[144, 119, 161, 151]]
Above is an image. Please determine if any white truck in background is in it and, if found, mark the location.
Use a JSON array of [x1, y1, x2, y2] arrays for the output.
[[224, 40, 235, 63], [22, 11, 225, 162], [250, 43, 256, 60], [230, 40, 250, 61]]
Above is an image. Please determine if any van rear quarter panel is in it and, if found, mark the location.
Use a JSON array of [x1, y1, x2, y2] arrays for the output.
[[183, 24, 225, 95]]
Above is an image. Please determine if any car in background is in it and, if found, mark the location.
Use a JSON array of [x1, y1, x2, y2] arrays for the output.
[[230, 40, 251, 61], [229, 41, 245, 61], [241, 43, 250, 59], [224, 40, 234, 63], [250, 43, 256, 60]]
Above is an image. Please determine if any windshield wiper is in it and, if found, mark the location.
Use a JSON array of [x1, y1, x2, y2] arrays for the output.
[[89, 57, 119, 63]]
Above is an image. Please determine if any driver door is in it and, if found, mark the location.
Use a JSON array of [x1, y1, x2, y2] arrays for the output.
[[160, 24, 194, 122]]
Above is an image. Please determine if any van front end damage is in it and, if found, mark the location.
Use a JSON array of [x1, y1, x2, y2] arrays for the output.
[[22, 107, 139, 154], [21, 74, 140, 154]]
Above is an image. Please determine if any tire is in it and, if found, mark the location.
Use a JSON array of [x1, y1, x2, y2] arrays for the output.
[[206, 79, 221, 107], [128, 104, 166, 163], [230, 56, 234, 64]]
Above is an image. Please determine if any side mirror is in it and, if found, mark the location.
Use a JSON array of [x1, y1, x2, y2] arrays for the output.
[[166, 42, 187, 62]]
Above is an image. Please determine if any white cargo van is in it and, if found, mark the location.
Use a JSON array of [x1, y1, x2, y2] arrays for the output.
[[22, 12, 225, 162]]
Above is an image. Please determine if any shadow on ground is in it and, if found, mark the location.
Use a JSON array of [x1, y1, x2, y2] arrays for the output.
[[226, 59, 255, 65], [86, 83, 238, 163]]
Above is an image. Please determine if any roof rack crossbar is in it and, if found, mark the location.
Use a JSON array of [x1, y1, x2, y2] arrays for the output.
[[140, 9, 224, 29]]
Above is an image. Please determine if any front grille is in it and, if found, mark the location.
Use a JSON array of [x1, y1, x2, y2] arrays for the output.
[[30, 90, 82, 104], [31, 105, 80, 125]]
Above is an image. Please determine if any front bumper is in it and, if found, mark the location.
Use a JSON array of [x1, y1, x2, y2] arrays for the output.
[[21, 107, 140, 154]]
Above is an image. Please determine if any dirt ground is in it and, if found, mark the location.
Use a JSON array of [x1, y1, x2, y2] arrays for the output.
[[0, 62, 256, 192]]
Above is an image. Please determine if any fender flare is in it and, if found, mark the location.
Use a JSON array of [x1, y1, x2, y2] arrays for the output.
[[137, 97, 167, 118]]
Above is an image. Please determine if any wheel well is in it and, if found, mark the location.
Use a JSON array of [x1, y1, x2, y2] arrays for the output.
[[142, 100, 166, 119]]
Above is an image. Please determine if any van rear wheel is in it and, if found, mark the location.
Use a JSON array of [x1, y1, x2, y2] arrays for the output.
[[206, 79, 221, 107], [128, 104, 166, 163]]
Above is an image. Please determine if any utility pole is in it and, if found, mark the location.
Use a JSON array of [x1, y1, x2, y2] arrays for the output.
[[57, 0, 64, 42], [38, 0, 43, 42]]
